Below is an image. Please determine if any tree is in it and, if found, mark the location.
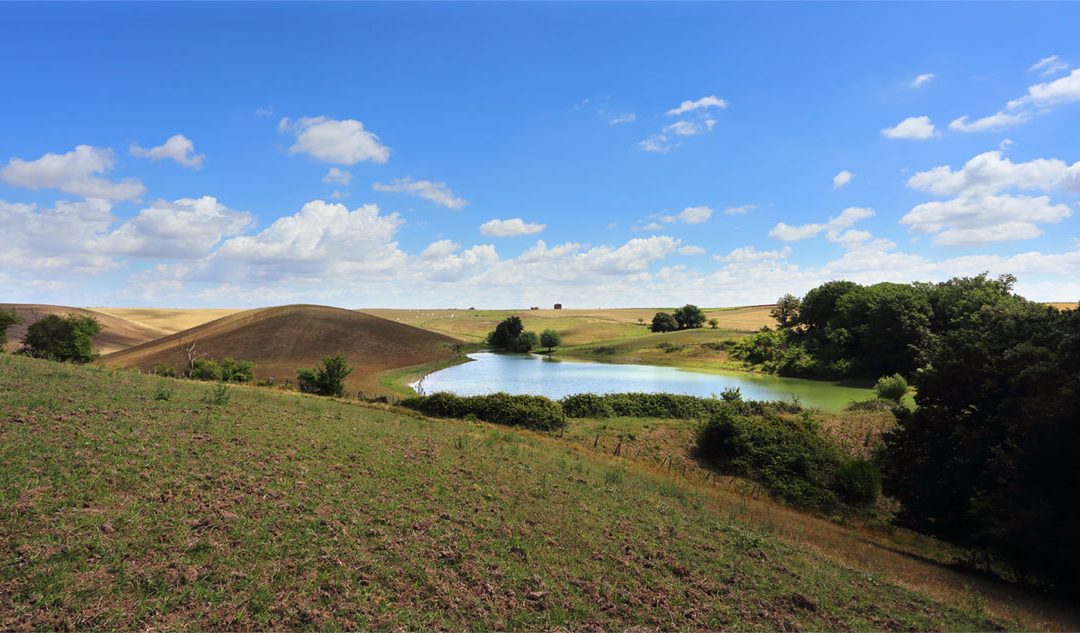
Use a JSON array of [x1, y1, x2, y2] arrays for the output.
[[178, 337, 208, 377], [486, 316, 524, 349], [798, 280, 859, 334], [673, 304, 706, 330], [0, 309, 20, 352], [190, 359, 222, 381], [651, 312, 679, 333], [708, 318, 719, 329], [220, 357, 255, 383], [20, 314, 102, 363], [770, 294, 801, 329], [539, 329, 561, 352], [297, 354, 352, 397], [512, 331, 539, 353], [873, 374, 908, 403]]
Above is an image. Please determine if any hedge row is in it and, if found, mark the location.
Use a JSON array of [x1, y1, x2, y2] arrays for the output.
[[400, 392, 565, 431], [559, 392, 801, 420]]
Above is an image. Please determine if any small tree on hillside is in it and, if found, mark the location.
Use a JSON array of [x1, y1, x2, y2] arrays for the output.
[[708, 318, 719, 330], [20, 314, 102, 363], [539, 329, 562, 352], [771, 294, 801, 329], [486, 316, 524, 349], [651, 312, 679, 333], [0, 309, 20, 353], [297, 354, 352, 397], [673, 304, 706, 330]]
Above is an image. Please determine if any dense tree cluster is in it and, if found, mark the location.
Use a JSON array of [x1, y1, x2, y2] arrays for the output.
[[486, 316, 546, 353], [20, 314, 103, 363], [651, 304, 706, 332]]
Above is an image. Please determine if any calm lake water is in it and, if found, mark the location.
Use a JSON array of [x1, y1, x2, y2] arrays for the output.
[[415, 352, 871, 412]]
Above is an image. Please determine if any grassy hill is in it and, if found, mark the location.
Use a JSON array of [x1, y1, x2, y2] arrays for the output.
[[3, 355, 1077, 630], [94, 308, 243, 335], [0, 304, 171, 355], [103, 305, 461, 396], [364, 306, 776, 346]]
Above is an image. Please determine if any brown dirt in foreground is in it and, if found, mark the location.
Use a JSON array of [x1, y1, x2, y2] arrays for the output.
[[103, 304, 459, 395]]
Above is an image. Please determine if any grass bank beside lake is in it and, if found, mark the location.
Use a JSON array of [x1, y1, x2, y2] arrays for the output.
[[3, 355, 1076, 629]]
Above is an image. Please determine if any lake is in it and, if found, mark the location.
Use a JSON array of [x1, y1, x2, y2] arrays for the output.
[[414, 352, 872, 412]]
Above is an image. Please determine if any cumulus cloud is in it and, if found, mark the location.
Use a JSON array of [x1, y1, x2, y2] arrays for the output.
[[665, 119, 716, 137], [676, 206, 713, 224], [420, 239, 460, 260], [479, 218, 546, 237], [910, 73, 935, 88], [322, 167, 352, 186], [666, 95, 728, 116], [372, 176, 467, 209], [0, 198, 117, 274], [609, 113, 637, 125], [715, 246, 792, 263], [881, 115, 938, 140], [129, 134, 205, 168], [98, 196, 252, 258], [903, 150, 1077, 246], [951, 68, 1080, 133], [769, 207, 875, 241], [279, 116, 390, 164], [1, 145, 145, 201], [832, 170, 854, 189]]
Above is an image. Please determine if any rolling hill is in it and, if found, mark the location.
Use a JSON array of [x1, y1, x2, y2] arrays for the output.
[[0, 304, 171, 355], [103, 304, 460, 396], [94, 307, 243, 334]]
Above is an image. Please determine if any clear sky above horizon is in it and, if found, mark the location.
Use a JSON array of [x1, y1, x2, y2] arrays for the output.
[[2, 2, 1079, 309]]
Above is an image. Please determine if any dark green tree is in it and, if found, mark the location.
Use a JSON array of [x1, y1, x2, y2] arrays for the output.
[[539, 328, 561, 352], [673, 304, 706, 330], [512, 331, 539, 353], [651, 312, 679, 333], [770, 294, 801, 329], [220, 357, 255, 382], [297, 354, 352, 397], [0, 309, 20, 353], [797, 280, 859, 334], [20, 314, 102, 363], [486, 316, 524, 349]]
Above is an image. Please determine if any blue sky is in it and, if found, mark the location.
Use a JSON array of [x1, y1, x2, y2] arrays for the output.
[[1, 2, 1079, 308]]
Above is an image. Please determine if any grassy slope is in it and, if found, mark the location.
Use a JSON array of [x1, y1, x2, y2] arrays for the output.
[[94, 308, 243, 335], [363, 306, 775, 346], [4, 356, 1077, 630], [103, 305, 461, 397], [0, 304, 171, 356]]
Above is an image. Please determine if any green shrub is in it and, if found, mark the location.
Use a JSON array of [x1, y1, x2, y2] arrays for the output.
[[297, 354, 352, 397], [845, 398, 896, 412], [220, 357, 255, 383], [559, 393, 615, 418], [0, 309, 20, 353], [873, 373, 908, 403], [202, 382, 231, 407], [835, 459, 881, 506], [151, 363, 177, 378], [512, 331, 539, 353], [401, 392, 565, 431], [20, 314, 102, 363], [190, 359, 222, 381], [694, 406, 848, 512], [153, 382, 174, 401]]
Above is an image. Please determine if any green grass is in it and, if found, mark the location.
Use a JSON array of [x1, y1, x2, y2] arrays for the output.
[[0, 355, 1014, 630]]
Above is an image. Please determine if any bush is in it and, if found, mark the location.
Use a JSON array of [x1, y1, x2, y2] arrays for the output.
[[202, 382, 231, 407], [297, 354, 352, 397], [190, 359, 222, 381], [694, 406, 849, 512], [873, 373, 908, 403], [835, 459, 881, 506], [151, 363, 177, 378], [20, 314, 102, 363], [153, 382, 174, 401], [402, 392, 565, 431], [559, 393, 616, 418], [651, 312, 679, 333], [220, 357, 254, 383], [844, 398, 896, 413], [0, 309, 20, 353], [512, 331, 539, 353]]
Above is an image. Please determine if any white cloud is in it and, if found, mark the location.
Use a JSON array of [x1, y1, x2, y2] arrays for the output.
[[678, 245, 706, 255], [609, 113, 637, 125], [420, 239, 460, 260], [832, 170, 854, 189], [1029, 55, 1069, 77], [214, 200, 406, 281], [639, 134, 676, 153], [910, 73, 935, 88], [372, 176, 467, 209], [716, 246, 792, 263], [1, 145, 145, 201], [666, 95, 727, 116], [769, 207, 875, 242], [0, 198, 117, 274], [322, 167, 352, 186], [98, 196, 252, 259], [129, 134, 205, 169], [952, 68, 1080, 133], [479, 218, 546, 237], [279, 116, 390, 164], [677, 205, 713, 224], [255, 106, 274, 118], [906, 150, 1080, 197], [724, 204, 756, 215], [881, 115, 938, 140], [665, 119, 715, 137]]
